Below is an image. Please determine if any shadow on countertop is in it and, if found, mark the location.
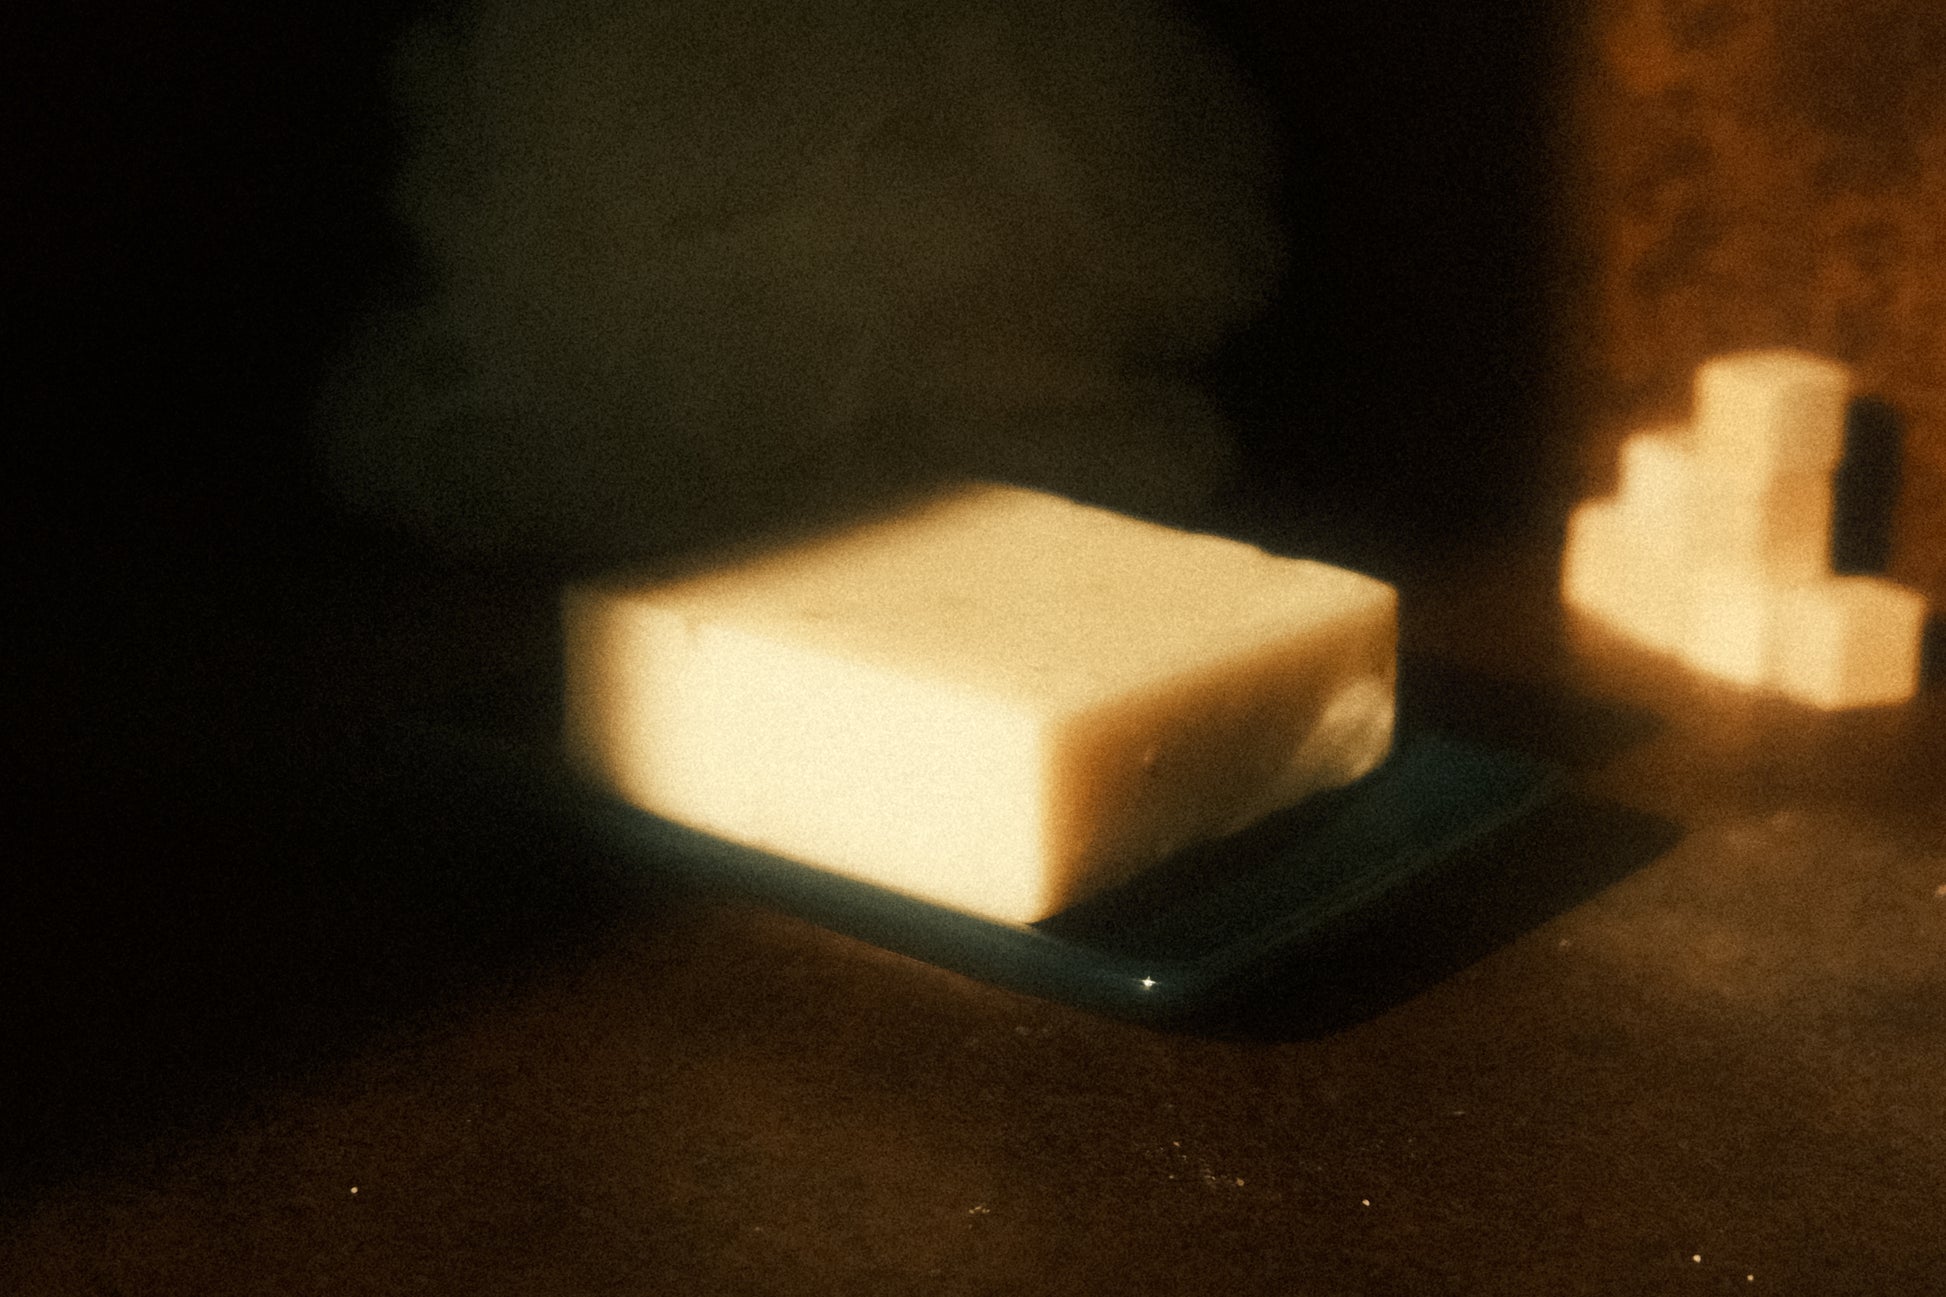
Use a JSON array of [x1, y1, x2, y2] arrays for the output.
[[2, 537, 665, 1216], [1167, 655, 1683, 1041], [1191, 791, 1682, 1041]]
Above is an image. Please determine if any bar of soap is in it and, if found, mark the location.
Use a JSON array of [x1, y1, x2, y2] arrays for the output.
[[563, 483, 1397, 924], [1562, 349, 1930, 708]]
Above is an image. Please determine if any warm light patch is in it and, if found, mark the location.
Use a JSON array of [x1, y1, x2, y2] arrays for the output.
[[1683, 567, 1777, 688], [1616, 424, 1692, 529], [1770, 577, 1928, 709], [1564, 497, 1692, 653], [1563, 350, 1929, 708], [1693, 351, 1849, 477]]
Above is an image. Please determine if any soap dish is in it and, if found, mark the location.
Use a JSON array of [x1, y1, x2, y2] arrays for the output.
[[566, 736, 1553, 1024], [400, 679, 1555, 1023]]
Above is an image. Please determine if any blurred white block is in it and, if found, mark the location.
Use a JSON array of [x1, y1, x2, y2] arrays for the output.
[[1693, 349, 1850, 477], [1617, 414, 1831, 581], [1563, 498, 1691, 652], [1560, 499, 1615, 617], [1684, 465, 1833, 580], [1615, 425, 1695, 537], [1562, 349, 1926, 709], [1771, 577, 1928, 709], [1683, 567, 1783, 688]]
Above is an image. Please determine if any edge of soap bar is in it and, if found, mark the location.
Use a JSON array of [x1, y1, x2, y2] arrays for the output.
[[1043, 586, 1397, 915]]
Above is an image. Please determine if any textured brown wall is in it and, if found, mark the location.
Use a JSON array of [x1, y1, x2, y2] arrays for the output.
[[1570, 0, 1946, 600]]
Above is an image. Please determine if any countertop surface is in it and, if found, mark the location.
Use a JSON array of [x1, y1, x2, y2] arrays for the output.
[[8, 526, 1943, 1297]]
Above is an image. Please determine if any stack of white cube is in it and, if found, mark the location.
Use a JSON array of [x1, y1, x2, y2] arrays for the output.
[[1563, 349, 1929, 708]]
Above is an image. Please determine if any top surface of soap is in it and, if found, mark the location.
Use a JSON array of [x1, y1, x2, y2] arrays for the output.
[[608, 484, 1391, 712]]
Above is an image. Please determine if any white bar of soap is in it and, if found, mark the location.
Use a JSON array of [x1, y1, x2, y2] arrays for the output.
[[1562, 349, 1930, 708], [563, 484, 1397, 924]]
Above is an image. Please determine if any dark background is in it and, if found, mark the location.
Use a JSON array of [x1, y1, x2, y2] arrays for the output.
[[11, 7, 1946, 1290], [9, 0, 1563, 1224], [14, 0, 1565, 591]]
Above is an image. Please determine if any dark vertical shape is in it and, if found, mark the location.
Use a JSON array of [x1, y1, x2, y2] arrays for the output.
[[1192, 0, 1564, 553], [1831, 396, 1902, 575], [1921, 613, 1946, 687]]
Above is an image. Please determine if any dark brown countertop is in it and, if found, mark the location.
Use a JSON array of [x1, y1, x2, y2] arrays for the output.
[[7, 530, 1942, 1297]]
